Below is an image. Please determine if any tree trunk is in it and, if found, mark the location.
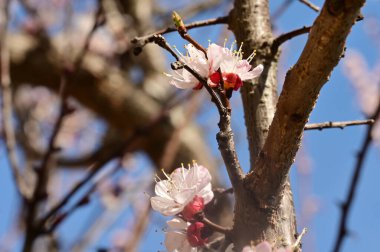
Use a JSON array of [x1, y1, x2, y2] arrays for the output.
[[229, 0, 297, 249]]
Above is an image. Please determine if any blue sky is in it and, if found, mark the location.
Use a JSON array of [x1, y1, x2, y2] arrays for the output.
[[1, 0, 380, 251]]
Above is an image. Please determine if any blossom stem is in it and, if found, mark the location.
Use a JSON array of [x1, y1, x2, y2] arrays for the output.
[[195, 212, 230, 234], [202, 217, 230, 234], [292, 228, 307, 250]]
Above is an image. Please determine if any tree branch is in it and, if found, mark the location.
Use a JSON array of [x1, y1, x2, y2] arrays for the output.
[[332, 97, 380, 252], [304, 119, 374, 130], [299, 0, 320, 12], [131, 16, 229, 54], [245, 0, 366, 202], [272, 26, 311, 51]]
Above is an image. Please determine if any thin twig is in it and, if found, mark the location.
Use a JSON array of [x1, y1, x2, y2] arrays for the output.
[[0, 0, 30, 199], [332, 97, 380, 252], [47, 160, 123, 232], [272, 26, 311, 51], [195, 212, 231, 234], [299, 0, 320, 12], [131, 16, 228, 54], [22, 5, 104, 251], [304, 119, 374, 131], [22, 57, 70, 252], [292, 227, 307, 250]]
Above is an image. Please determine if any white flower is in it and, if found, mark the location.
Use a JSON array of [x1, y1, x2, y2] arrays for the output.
[[150, 163, 213, 216], [165, 44, 222, 89], [165, 218, 197, 252], [209, 42, 263, 91]]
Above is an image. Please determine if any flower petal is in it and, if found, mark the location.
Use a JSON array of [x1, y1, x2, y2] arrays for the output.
[[150, 196, 183, 216], [165, 230, 188, 252], [197, 183, 214, 204], [239, 64, 263, 81], [167, 217, 188, 230]]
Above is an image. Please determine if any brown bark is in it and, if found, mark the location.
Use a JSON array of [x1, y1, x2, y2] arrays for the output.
[[229, 0, 365, 250], [229, 0, 297, 249]]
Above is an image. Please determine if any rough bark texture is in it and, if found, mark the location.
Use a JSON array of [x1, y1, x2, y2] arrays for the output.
[[229, 0, 296, 249], [229, 0, 365, 250]]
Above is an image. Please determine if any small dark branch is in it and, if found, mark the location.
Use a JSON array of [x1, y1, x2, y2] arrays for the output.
[[23, 70, 70, 252], [22, 6, 104, 251], [272, 26, 311, 51], [37, 145, 124, 231], [73, 5, 105, 70], [131, 16, 228, 54], [304, 119, 374, 131], [46, 161, 122, 233], [0, 0, 30, 199], [195, 212, 231, 234], [299, 0, 320, 12], [202, 217, 231, 234], [292, 227, 307, 251], [213, 187, 233, 196], [332, 98, 380, 252]]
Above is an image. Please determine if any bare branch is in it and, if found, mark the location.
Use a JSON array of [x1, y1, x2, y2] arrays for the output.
[[299, 0, 320, 12], [333, 97, 380, 252], [304, 119, 374, 130], [272, 26, 311, 51], [195, 212, 231, 234], [292, 227, 308, 250], [131, 16, 229, 54]]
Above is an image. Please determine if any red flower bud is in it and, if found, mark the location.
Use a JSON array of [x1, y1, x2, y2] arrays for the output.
[[182, 195, 205, 221], [187, 222, 208, 247]]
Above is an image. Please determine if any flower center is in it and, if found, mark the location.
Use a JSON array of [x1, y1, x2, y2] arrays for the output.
[[223, 73, 242, 91]]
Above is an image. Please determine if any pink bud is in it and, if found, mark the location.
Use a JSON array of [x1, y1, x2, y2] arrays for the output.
[[187, 222, 208, 247], [209, 72, 221, 87], [182, 195, 205, 221], [223, 73, 243, 91]]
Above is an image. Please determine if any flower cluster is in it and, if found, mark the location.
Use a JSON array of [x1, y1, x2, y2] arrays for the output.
[[150, 163, 214, 252], [165, 42, 263, 93]]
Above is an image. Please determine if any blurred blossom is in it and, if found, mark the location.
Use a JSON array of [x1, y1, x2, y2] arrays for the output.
[[343, 50, 380, 146], [208, 42, 263, 92], [15, 86, 102, 156]]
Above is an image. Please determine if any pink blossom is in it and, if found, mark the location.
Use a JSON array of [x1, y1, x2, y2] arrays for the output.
[[208, 42, 263, 91], [182, 195, 205, 221], [150, 163, 213, 216], [186, 222, 208, 247], [165, 218, 197, 252], [165, 44, 221, 89]]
